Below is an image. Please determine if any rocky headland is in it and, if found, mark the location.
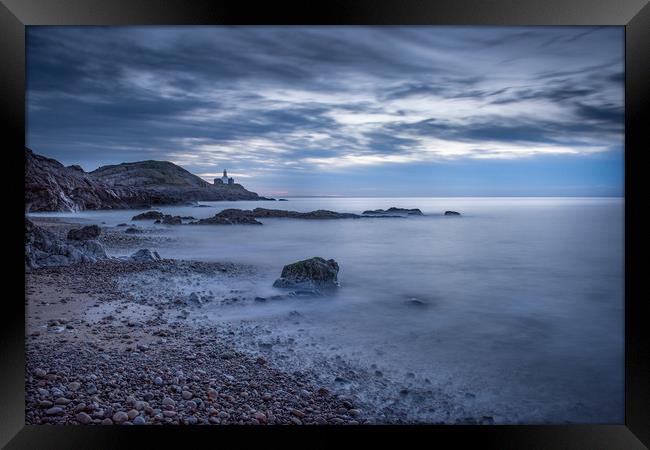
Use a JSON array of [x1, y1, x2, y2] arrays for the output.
[[25, 148, 271, 212]]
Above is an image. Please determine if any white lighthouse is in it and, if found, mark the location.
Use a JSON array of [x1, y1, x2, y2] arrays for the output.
[[221, 169, 229, 184]]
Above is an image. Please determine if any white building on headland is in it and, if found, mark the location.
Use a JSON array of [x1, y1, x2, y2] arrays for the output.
[[214, 169, 234, 185]]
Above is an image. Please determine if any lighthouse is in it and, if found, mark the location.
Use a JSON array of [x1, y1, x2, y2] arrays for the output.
[[221, 169, 229, 184]]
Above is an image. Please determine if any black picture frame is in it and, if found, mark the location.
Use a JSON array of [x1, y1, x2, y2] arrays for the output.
[[1, 0, 648, 448]]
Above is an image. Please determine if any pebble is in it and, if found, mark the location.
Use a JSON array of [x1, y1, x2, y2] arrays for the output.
[[181, 391, 193, 400], [101, 418, 113, 425], [45, 407, 64, 415], [133, 416, 146, 425], [76, 412, 92, 424], [68, 382, 81, 391], [112, 411, 129, 423], [154, 377, 163, 386]]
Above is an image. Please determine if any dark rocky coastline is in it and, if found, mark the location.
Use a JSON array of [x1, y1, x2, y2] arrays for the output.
[[25, 148, 271, 212]]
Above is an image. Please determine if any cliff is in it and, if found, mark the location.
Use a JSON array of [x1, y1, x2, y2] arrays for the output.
[[25, 148, 268, 212]]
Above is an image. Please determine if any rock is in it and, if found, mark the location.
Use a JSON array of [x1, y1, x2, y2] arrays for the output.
[[101, 418, 113, 425], [68, 382, 81, 391], [67, 225, 101, 240], [127, 409, 139, 420], [444, 211, 461, 216], [25, 148, 150, 212], [154, 377, 163, 386], [207, 388, 218, 400], [191, 214, 263, 226], [254, 412, 267, 423], [254, 297, 267, 303], [76, 412, 92, 424], [25, 219, 109, 269], [132, 211, 165, 221], [34, 368, 47, 378], [130, 249, 161, 262], [362, 207, 423, 216], [125, 227, 142, 234], [182, 391, 193, 400], [45, 406, 64, 415], [161, 215, 182, 225], [113, 411, 129, 423], [116, 223, 128, 227], [273, 257, 340, 291], [133, 416, 146, 425]]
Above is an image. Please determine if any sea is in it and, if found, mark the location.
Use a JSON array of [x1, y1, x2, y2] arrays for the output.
[[29, 197, 625, 424]]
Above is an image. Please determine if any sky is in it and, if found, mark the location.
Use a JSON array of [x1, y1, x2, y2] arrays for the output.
[[26, 26, 624, 197]]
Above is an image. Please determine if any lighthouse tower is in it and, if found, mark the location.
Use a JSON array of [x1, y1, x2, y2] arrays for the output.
[[221, 169, 229, 184]]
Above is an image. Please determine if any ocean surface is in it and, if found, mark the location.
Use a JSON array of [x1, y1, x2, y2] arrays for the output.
[[30, 197, 625, 423]]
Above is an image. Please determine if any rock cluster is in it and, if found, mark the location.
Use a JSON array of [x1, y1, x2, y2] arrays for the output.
[[25, 219, 109, 269], [362, 207, 423, 216], [444, 211, 461, 216]]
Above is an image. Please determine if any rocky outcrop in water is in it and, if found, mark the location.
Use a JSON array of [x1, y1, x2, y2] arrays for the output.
[[273, 257, 340, 291], [362, 207, 423, 216], [132, 211, 165, 221], [25, 219, 109, 269], [194, 208, 362, 224], [192, 215, 263, 225], [25, 148, 270, 212], [444, 211, 461, 216]]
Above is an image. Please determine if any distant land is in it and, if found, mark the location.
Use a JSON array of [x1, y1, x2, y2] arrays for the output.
[[25, 148, 272, 212]]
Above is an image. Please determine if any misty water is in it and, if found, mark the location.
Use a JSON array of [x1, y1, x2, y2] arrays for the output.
[[30, 197, 624, 423]]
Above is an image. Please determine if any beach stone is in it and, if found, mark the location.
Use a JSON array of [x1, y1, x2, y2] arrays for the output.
[[67, 225, 101, 241], [133, 416, 146, 425], [45, 406, 64, 415], [130, 249, 161, 262], [153, 377, 163, 386], [127, 409, 139, 420], [101, 418, 113, 425], [182, 391, 193, 400], [34, 368, 47, 378], [76, 412, 92, 424], [207, 388, 218, 400], [113, 411, 129, 423]]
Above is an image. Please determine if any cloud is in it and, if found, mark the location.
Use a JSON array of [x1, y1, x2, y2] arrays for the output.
[[27, 26, 623, 188]]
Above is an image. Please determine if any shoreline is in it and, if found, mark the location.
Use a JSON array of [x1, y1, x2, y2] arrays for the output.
[[26, 217, 496, 425], [25, 257, 366, 425]]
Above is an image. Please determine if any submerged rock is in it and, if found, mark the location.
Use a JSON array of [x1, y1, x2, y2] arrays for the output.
[[273, 257, 340, 291], [125, 227, 142, 234], [161, 215, 182, 225], [132, 211, 164, 221], [130, 248, 161, 262], [444, 211, 461, 216], [67, 225, 101, 241]]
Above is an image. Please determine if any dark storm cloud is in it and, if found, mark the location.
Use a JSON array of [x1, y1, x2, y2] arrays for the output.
[[27, 26, 624, 174]]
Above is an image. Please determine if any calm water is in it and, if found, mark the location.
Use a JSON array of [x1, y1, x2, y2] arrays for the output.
[[30, 197, 625, 423]]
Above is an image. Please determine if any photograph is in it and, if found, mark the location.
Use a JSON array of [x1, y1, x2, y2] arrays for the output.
[[24, 25, 625, 426]]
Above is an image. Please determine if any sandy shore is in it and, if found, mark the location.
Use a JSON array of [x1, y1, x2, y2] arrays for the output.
[[25, 220, 366, 425]]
